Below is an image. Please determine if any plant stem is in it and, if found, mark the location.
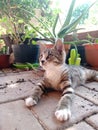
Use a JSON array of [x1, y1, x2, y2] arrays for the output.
[[20, 8, 55, 39]]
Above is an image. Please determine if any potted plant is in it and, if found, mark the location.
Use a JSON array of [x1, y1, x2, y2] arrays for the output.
[[82, 34, 98, 69], [0, 0, 56, 64], [0, 39, 11, 68], [0, 12, 40, 63], [11, 25, 40, 63], [0, 20, 40, 63], [68, 32, 98, 68], [24, 0, 95, 41], [84, 43, 98, 69], [22, 0, 96, 66]]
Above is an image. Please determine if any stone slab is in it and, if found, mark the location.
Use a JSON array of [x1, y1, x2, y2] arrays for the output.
[[85, 82, 98, 91], [66, 121, 95, 130], [0, 100, 43, 130], [31, 92, 98, 130], [0, 71, 41, 85], [0, 71, 98, 130], [86, 114, 98, 130], [75, 84, 98, 105], [0, 81, 38, 104], [0, 70, 43, 104]]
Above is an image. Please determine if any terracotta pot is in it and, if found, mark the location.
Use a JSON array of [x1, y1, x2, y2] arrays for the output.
[[37, 40, 54, 52], [84, 44, 98, 68], [43, 44, 71, 54], [0, 54, 10, 69], [64, 44, 71, 55], [45, 44, 54, 49], [45, 43, 71, 52]]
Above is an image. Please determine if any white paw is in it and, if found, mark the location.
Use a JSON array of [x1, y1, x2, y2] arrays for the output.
[[55, 109, 71, 121], [25, 97, 37, 107]]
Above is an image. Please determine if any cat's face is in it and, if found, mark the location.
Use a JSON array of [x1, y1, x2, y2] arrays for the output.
[[39, 39, 66, 70]]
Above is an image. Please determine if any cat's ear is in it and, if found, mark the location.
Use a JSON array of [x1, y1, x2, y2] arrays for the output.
[[37, 41, 47, 53], [54, 39, 64, 53]]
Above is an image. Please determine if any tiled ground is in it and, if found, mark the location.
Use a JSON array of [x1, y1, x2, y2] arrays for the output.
[[0, 68, 98, 130]]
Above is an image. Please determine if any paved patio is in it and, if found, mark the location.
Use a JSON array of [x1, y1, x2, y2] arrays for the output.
[[0, 68, 98, 130]]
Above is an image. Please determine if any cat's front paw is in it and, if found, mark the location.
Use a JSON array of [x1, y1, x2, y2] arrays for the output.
[[25, 97, 37, 107], [55, 109, 71, 121]]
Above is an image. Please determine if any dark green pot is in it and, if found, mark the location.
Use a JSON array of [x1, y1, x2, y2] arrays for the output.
[[12, 44, 39, 63]]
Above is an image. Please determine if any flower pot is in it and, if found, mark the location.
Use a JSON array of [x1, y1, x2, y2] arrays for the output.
[[12, 44, 39, 63], [37, 40, 54, 53], [64, 44, 71, 55], [84, 44, 98, 68], [0, 54, 10, 69]]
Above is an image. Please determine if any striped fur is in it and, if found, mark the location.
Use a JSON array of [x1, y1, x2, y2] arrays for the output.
[[25, 39, 98, 121]]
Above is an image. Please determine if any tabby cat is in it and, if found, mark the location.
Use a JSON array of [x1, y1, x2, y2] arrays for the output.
[[25, 39, 98, 121]]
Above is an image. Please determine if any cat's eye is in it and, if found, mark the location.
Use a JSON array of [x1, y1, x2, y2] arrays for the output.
[[40, 54, 43, 58], [46, 55, 49, 60], [46, 53, 53, 60]]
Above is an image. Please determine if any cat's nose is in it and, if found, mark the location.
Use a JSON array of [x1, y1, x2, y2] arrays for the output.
[[41, 60, 45, 64]]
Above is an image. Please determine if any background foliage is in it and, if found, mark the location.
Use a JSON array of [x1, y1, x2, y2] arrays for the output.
[[0, 0, 98, 40], [0, 0, 58, 38]]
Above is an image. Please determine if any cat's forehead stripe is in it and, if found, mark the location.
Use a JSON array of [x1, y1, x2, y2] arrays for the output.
[[44, 49, 51, 54]]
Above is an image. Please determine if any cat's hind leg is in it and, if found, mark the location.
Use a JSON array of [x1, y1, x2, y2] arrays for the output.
[[25, 83, 45, 107]]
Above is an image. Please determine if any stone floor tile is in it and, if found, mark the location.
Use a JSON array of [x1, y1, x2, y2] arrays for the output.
[[66, 121, 95, 130], [0, 81, 38, 104], [0, 71, 40, 85], [85, 114, 98, 130], [85, 82, 98, 91], [75, 85, 98, 105], [31, 92, 98, 130], [0, 100, 43, 130], [0, 70, 98, 130]]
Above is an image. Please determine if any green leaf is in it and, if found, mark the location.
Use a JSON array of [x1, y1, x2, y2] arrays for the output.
[[18, 19, 24, 23], [29, 23, 54, 43], [58, 1, 96, 38], [1, 17, 8, 22], [52, 14, 59, 37], [32, 41, 36, 45], [60, 0, 76, 30], [13, 63, 28, 69], [20, 7, 55, 39], [95, 38, 98, 43]]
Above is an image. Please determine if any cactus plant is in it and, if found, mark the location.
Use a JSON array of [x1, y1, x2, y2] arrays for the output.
[[68, 49, 81, 65]]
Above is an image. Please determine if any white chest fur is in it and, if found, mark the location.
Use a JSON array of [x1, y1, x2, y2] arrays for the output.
[[44, 64, 65, 89]]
